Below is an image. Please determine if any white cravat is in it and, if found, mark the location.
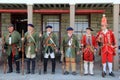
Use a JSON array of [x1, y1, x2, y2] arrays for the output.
[[86, 34, 91, 37], [68, 38, 72, 46], [9, 35, 12, 45], [68, 34, 72, 46], [102, 29, 108, 34], [47, 32, 50, 36]]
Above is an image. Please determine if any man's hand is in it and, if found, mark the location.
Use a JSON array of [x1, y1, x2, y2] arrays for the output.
[[21, 37, 24, 41], [55, 48, 58, 53], [61, 51, 64, 54], [18, 48, 21, 52], [94, 48, 97, 55], [77, 51, 80, 55], [39, 33, 42, 37], [35, 48, 38, 53]]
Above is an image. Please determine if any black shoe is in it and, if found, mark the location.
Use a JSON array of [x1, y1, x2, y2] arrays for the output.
[[26, 71, 30, 74], [39, 70, 41, 75], [16, 70, 20, 73], [7, 70, 13, 73], [64, 71, 69, 75], [102, 71, 106, 77], [89, 74, 94, 76], [43, 71, 47, 74], [31, 71, 35, 74], [59, 61, 62, 63], [72, 72, 77, 75], [51, 72, 55, 74], [84, 73, 88, 76], [109, 72, 115, 77]]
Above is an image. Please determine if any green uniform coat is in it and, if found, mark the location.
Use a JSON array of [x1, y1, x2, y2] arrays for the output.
[[42, 32, 58, 54], [61, 34, 79, 58], [24, 31, 39, 55], [3, 30, 21, 56]]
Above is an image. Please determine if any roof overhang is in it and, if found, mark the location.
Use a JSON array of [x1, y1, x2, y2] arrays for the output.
[[0, 9, 105, 14], [0, 0, 118, 5]]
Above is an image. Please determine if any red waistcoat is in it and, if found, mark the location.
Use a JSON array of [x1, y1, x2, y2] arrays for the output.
[[81, 34, 97, 61]]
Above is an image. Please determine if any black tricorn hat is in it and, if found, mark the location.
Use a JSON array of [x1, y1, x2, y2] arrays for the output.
[[86, 27, 93, 31], [28, 24, 34, 28], [46, 25, 52, 29]]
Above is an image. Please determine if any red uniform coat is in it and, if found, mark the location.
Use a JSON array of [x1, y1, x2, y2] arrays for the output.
[[81, 34, 97, 61], [96, 29, 116, 63]]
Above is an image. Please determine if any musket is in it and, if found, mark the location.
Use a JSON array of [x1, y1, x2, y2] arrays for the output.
[[80, 28, 84, 76], [21, 30, 24, 75], [61, 51, 65, 74], [38, 36, 42, 75], [38, 59, 42, 75], [1, 36, 7, 74]]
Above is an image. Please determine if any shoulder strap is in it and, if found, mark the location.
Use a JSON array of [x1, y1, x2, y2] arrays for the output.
[[28, 32, 36, 44], [66, 34, 73, 44], [43, 32, 52, 45]]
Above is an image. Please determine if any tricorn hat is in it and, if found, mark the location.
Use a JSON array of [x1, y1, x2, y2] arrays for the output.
[[86, 27, 93, 31]]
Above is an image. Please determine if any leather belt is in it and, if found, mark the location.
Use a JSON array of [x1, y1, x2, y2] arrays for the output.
[[27, 42, 35, 46], [65, 45, 76, 48]]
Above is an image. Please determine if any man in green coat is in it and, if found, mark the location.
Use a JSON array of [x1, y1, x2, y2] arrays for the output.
[[61, 27, 79, 75], [41, 25, 58, 74], [2, 24, 21, 73], [23, 24, 39, 74]]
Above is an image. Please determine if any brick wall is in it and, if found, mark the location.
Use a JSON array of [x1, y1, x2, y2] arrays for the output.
[[1, 13, 11, 34], [90, 8, 113, 35], [33, 13, 41, 32], [61, 14, 70, 37]]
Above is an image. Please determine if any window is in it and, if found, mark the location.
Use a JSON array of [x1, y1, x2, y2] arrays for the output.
[[43, 15, 59, 32], [74, 15, 89, 40]]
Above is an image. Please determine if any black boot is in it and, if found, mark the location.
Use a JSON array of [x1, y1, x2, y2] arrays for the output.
[[7, 70, 13, 73], [44, 58, 48, 74], [64, 71, 69, 75], [31, 58, 36, 74], [31, 70, 35, 74], [51, 58, 56, 74], [15, 60, 20, 73], [26, 59, 30, 74], [7, 54, 13, 73]]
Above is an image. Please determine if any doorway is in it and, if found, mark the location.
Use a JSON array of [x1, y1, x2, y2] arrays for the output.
[[11, 13, 27, 35], [11, 13, 27, 59]]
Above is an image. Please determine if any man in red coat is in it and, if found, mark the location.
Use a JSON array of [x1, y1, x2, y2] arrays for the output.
[[96, 14, 116, 77], [81, 27, 97, 76]]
